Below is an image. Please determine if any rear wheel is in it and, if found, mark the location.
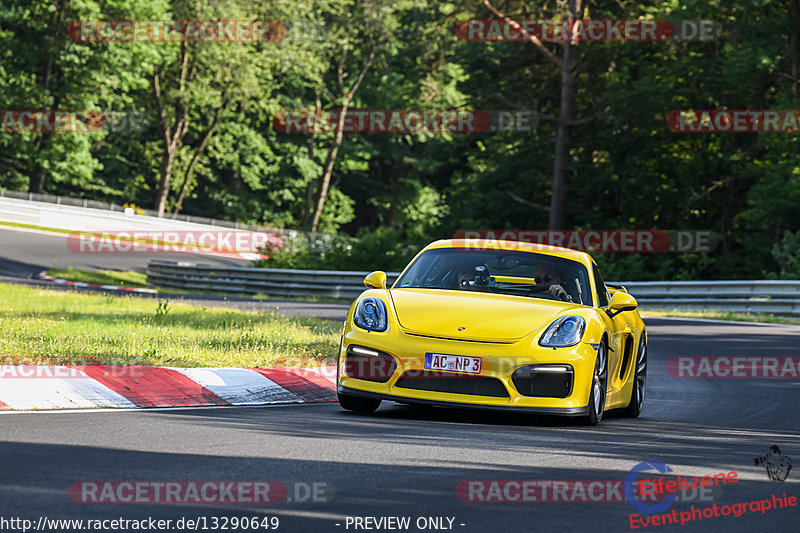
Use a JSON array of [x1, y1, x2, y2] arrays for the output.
[[583, 341, 608, 426], [338, 393, 381, 413], [622, 334, 647, 418]]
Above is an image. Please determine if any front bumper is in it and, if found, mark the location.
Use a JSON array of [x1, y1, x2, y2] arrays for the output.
[[338, 326, 598, 413], [337, 385, 589, 416]]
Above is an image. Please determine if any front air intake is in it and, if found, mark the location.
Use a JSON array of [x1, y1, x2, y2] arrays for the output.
[[395, 371, 509, 398], [512, 365, 574, 398]]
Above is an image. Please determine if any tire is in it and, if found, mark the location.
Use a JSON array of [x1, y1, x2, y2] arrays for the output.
[[622, 334, 647, 418], [583, 341, 608, 426], [338, 393, 381, 413]]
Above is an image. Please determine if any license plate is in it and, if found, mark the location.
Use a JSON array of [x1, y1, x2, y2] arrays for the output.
[[424, 353, 482, 374]]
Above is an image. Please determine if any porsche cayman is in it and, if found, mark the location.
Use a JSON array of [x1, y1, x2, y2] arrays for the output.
[[336, 239, 646, 425]]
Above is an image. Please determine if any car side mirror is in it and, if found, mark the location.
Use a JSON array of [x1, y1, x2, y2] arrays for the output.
[[606, 291, 638, 317], [363, 271, 387, 290]]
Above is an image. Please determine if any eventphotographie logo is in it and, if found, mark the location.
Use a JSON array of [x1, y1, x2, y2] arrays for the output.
[[625, 462, 678, 514], [754, 446, 792, 482]]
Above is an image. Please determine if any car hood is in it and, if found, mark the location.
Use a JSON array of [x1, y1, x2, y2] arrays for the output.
[[389, 288, 572, 343]]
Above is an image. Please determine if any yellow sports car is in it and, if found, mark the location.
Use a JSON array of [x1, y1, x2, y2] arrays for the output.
[[336, 239, 646, 425]]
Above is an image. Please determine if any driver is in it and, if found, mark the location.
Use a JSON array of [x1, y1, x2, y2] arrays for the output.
[[535, 264, 573, 302]]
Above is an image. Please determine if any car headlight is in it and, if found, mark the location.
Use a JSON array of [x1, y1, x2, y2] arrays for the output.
[[353, 297, 388, 332], [539, 315, 585, 347]]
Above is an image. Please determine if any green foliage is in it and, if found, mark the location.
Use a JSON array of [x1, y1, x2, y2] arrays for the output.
[[2, 0, 800, 279], [154, 298, 171, 319], [770, 231, 800, 279]]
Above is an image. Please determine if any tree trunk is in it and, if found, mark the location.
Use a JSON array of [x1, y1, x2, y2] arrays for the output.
[[790, 0, 800, 98], [549, 36, 578, 230], [152, 47, 190, 217], [308, 44, 376, 232], [311, 103, 350, 232], [481, 0, 582, 230], [156, 152, 175, 217]]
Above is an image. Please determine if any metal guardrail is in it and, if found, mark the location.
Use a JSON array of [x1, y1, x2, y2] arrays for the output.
[[146, 261, 800, 314], [618, 281, 800, 315], [0, 188, 264, 230], [147, 261, 400, 300]]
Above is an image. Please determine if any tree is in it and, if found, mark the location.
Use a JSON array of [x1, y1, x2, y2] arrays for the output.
[[480, 0, 584, 230]]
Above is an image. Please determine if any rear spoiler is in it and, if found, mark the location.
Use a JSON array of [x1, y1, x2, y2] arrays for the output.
[[606, 283, 627, 293]]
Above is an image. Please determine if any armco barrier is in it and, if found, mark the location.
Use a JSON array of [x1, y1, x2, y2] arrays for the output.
[[0, 194, 278, 234], [0, 189, 269, 231], [146, 261, 800, 314], [147, 261, 400, 300]]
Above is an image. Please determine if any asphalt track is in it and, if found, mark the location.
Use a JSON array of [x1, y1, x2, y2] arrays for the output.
[[1, 318, 798, 533], [0, 226, 252, 278], [0, 226, 351, 318]]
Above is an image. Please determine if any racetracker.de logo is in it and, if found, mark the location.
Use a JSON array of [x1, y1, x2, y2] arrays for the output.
[[667, 357, 800, 379], [273, 110, 537, 133], [452, 230, 718, 253], [456, 478, 717, 504], [69, 481, 330, 504], [67, 20, 286, 43], [667, 110, 800, 132], [66, 230, 284, 256], [455, 19, 720, 42], [0, 364, 146, 379], [0, 111, 147, 133], [70, 481, 284, 504]]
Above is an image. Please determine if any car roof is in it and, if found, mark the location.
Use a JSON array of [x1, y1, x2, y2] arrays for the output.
[[421, 239, 596, 267]]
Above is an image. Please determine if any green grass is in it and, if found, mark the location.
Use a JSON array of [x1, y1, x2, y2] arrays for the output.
[[46, 267, 352, 303], [47, 268, 149, 288], [0, 282, 341, 368], [642, 309, 800, 326]]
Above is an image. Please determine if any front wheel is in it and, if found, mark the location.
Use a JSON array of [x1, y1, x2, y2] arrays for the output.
[[583, 341, 608, 426], [622, 334, 647, 418], [338, 393, 381, 413]]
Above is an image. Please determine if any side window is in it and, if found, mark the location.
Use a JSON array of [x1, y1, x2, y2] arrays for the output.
[[592, 263, 609, 308]]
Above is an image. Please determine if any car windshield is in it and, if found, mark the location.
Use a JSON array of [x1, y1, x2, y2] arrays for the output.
[[394, 248, 593, 306]]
